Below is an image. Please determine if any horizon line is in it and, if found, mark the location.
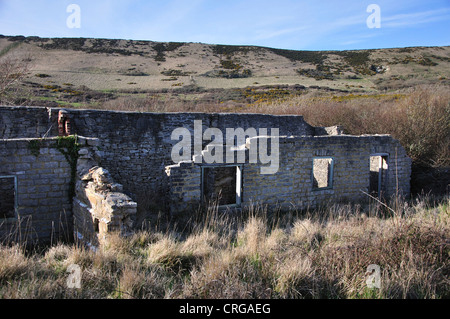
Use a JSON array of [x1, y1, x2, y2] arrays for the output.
[[1, 34, 449, 53]]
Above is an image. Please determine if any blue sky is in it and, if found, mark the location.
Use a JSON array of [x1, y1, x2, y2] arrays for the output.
[[0, 0, 449, 50]]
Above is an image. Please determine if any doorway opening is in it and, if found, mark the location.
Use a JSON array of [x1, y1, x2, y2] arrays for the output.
[[369, 154, 389, 198], [201, 165, 242, 208]]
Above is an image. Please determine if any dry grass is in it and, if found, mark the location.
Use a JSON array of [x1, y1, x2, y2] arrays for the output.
[[1, 195, 448, 299]]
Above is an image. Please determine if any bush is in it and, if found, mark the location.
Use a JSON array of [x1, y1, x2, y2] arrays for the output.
[[268, 48, 326, 65], [34, 73, 51, 78], [212, 45, 250, 56], [152, 42, 185, 62]]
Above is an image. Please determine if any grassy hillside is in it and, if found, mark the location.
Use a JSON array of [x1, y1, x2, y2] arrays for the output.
[[0, 35, 449, 107]]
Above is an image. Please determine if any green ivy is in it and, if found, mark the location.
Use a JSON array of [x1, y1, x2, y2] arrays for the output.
[[28, 139, 43, 157], [55, 136, 81, 200], [27, 136, 82, 201]]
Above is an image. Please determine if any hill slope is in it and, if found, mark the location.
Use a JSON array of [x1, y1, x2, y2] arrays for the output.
[[1, 35, 449, 107]]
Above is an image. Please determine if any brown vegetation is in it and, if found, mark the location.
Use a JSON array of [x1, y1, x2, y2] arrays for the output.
[[1, 195, 448, 299], [0, 55, 31, 105], [247, 85, 449, 168]]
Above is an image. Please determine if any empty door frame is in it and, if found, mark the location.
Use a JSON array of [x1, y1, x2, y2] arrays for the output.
[[369, 153, 389, 198], [201, 164, 243, 209]]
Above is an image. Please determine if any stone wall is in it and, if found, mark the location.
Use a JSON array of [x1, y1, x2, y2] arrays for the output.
[[242, 135, 411, 210], [0, 137, 73, 243], [165, 134, 412, 214], [165, 162, 202, 216], [0, 106, 56, 138], [0, 106, 412, 241], [0, 106, 317, 210], [63, 109, 315, 207], [73, 166, 137, 248]]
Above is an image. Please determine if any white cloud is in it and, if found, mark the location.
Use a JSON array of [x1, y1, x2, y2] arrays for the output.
[[253, 26, 309, 41], [383, 7, 450, 28]]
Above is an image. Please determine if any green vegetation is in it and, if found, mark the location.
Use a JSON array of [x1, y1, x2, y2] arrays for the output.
[[339, 51, 371, 67], [161, 77, 178, 82], [220, 59, 242, 70], [152, 42, 185, 62], [39, 37, 87, 51], [240, 87, 293, 104], [0, 42, 22, 57], [27, 136, 81, 200], [334, 51, 375, 75], [35, 73, 51, 78], [296, 67, 334, 80], [417, 57, 438, 66], [212, 44, 250, 56], [55, 135, 81, 200], [268, 48, 327, 65], [27, 139, 43, 157], [160, 69, 193, 76], [391, 55, 439, 66]]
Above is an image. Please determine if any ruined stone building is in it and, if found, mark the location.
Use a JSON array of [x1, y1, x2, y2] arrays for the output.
[[0, 106, 411, 246]]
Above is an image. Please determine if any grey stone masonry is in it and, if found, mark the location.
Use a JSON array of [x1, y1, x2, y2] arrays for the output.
[[0, 137, 72, 243], [74, 165, 137, 248], [165, 161, 202, 216], [165, 134, 412, 214], [242, 135, 411, 211], [0, 106, 317, 209]]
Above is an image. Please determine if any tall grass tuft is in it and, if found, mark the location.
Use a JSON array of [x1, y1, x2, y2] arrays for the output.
[[0, 195, 448, 299]]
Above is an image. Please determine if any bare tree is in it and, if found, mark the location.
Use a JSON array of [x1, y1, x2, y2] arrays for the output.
[[0, 55, 31, 105]]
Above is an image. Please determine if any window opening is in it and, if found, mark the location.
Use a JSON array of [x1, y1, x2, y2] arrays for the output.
[[312, 157, 334, 190], [0, 176, 17, 219]]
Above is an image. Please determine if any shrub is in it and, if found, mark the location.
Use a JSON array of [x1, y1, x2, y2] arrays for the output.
[[268, 48, 326, 65], [152, 42, 185, 62], [296, 68, 334, 80], [0, 55, 31, 104], [220, 59, 242, 70], [212, 45, 250, 56]]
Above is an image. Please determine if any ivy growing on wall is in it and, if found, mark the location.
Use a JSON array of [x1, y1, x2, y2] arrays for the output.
[[28, 135, 81, 200], [55, 136, 80, 199], [28, 139, 43, 157]]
